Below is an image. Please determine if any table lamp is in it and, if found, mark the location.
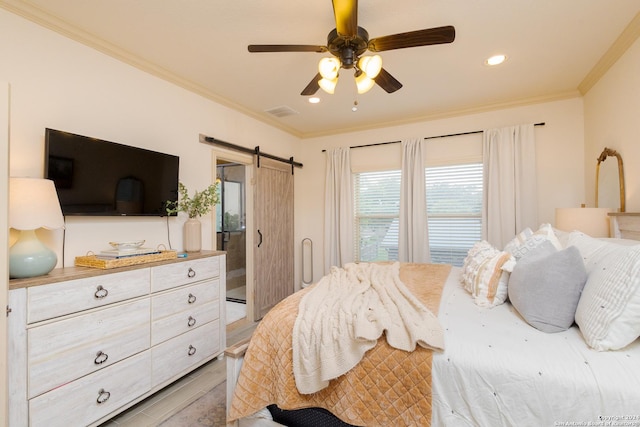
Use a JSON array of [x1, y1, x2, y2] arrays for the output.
[[555, 206, 613, 238], [9, 177, 65, 279]]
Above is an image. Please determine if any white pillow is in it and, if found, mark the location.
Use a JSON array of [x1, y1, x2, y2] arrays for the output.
[[574, 245, 640, 351], [599, 237, 640, 246], [566, 231, 628, 274], [460, 241, 515, 308], [553, 227, 571, 248], [504, 223, 562, 260]]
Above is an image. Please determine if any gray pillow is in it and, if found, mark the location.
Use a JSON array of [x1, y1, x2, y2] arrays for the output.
[[508, 243, 587, 333]]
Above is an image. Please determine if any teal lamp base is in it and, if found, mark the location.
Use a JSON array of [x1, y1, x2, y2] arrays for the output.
[[9, 229, 58, 279]]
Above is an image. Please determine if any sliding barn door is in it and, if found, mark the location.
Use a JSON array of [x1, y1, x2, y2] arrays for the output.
[[254, 158, 294, 320]]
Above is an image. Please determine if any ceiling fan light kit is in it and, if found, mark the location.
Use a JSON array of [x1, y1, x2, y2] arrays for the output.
[[248, 0, 455, 96]]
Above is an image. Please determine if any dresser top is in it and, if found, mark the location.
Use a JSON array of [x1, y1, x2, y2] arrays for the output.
[[9, 250, 225, 290]]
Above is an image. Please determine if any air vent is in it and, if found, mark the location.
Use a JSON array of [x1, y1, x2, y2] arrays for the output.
[[265, 105, 299, 118]]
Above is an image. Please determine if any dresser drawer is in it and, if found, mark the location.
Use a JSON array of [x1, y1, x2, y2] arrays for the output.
[[151, 319, 221, 387], [29, 351, 151, 427], [151, 257, 219, 293], [152, 278, 219, 319], [152, 300, 220, 346], [28, 298, 150, 398], [27, 268, 150, 323]]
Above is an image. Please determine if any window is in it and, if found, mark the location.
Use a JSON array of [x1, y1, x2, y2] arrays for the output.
[[426, 163, 483, 266], [354, 163, 483, 266], [353, 170, 401, 262]]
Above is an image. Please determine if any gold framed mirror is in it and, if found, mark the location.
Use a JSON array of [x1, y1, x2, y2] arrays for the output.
[[596, 147, 625, 212]]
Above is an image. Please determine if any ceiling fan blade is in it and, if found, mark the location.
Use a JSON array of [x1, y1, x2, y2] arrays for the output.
[[375, 68, 403, 93], [332, 0, 358, 38], [368, 26, 455, 52], [301, 73, 322, 96], [248, 44, 327, 53]]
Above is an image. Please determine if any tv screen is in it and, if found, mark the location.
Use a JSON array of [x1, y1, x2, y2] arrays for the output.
[[45, 128, 179, 216]]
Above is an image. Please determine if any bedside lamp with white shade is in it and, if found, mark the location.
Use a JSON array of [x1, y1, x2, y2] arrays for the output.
[[9, 177, 65, 279], [555, 206, 613, 238]]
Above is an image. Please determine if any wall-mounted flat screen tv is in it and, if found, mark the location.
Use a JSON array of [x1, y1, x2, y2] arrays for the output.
[[45, 128, 179, 216]]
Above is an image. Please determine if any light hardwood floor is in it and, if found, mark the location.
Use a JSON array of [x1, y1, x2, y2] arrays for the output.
[[100, 316, 257, 427]]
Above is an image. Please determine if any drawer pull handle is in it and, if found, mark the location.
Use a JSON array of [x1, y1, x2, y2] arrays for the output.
[[187, 267, 196, 278], [96, 388, 111, 404], [94, 351, 109, 365], [187, 293, 197, 304], [94, 285, 109, 299], [188, 345, 197, 356], [187, 316, 197, 327]]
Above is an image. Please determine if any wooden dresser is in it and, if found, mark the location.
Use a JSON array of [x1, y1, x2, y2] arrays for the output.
[[8, 250, 226, 427]]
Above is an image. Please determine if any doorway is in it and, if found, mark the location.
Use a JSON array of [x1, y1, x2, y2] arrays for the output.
[[216, 161, 248, 325], [210, 144, 295, 327]]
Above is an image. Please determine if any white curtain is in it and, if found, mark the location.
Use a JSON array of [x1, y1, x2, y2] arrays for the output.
[[324, 147, 354, 272], [399, 138, 430, 263], [482, 124, 538, 249]]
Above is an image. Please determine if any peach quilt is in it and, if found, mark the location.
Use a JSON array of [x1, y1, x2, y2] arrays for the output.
[[228, 263, 451, 426]]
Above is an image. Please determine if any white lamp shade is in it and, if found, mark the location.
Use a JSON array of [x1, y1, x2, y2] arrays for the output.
[[10, 178, 64, 230], [357, 55, 382, 79], [318, 77, 338, 94], [555, 207, 613, 238], [318, 57, 340, 80], [356, 73, 375, 94]]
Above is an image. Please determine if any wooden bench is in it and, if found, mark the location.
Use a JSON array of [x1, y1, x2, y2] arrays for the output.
[[225, 337, 284, 427]]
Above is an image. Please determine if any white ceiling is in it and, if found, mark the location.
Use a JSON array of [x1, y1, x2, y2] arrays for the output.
[[3, 0, 640, 138]]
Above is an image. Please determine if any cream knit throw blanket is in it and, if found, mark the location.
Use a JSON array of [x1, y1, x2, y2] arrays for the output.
[[292, 262, 444, 394]]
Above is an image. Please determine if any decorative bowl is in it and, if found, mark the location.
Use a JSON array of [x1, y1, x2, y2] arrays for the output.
[[109, 240, 145, 251]]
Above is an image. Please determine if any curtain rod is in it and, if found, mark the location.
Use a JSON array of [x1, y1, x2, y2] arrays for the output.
[[322, 122, 545, 152], [199, 134, 303, 170]]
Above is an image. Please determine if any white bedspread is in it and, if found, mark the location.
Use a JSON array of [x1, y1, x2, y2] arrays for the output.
[[432, 267, 640, 426]]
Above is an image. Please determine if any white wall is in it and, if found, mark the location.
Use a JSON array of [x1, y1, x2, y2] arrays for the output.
[[584, 37, 640, 211], [0, 9, 299, 266], [294, 98, 586, 284]]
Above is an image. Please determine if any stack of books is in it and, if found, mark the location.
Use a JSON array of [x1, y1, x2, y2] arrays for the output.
[[96, 247, 161, 260]]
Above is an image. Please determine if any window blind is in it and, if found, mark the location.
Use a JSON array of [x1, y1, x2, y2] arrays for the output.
[[426, 163, 483, 266], [353, 170, 401, 262]]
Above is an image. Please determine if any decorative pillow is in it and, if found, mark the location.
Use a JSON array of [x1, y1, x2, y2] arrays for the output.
[[553, 227, 571, 248], [504, 223, 562, 260], [460, 240, 515, 308], [574, 245, 640, 351], [508, 241, 587, 333], [566, 231, 628, 274]]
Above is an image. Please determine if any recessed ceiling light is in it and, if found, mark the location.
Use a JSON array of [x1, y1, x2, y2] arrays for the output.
[[486, 54, 507, 66], [308, 97, 321, 104]]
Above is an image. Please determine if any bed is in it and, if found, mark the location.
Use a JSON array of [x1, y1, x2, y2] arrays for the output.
[[226, 218, 640, 427]]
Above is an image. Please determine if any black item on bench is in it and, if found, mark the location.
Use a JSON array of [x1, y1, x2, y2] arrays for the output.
[[267, 405, 362, 427]]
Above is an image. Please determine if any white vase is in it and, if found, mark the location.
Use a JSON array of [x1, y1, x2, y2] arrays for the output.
[[184, 218, 202, 252]]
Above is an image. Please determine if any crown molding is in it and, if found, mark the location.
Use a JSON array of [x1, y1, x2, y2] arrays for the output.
[[578, 11, 640, 95]]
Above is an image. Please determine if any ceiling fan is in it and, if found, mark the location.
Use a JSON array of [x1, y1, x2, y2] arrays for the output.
[[247, 0, 455, 96]]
